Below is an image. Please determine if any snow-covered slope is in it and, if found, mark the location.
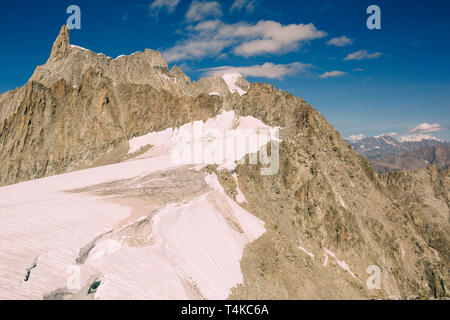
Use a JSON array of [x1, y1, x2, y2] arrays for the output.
[[0, 112, 273, 300], [221, 73, 247, 96], [128, 110, 280, 167]]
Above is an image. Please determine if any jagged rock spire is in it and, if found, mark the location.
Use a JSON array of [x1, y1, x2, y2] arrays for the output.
[[49, 25, 70, 60]]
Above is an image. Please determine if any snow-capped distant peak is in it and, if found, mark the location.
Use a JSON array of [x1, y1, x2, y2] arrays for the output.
[[379, 136, 398, 146], [398, 134, 442, 143], [221, 73, 246, 96], [347, 134, 365, 143], [374, 132, 397, 139]]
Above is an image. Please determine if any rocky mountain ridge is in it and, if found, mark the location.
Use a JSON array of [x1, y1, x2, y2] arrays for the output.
[[34, 25, 250, 97], [0, 26, 249, 125], [347, 135, 450, 173], [0, 26, 249, 186]]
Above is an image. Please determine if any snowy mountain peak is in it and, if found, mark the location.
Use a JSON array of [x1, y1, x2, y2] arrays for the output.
[[347, 134, 365, 143], [220, 73, 248, 96], [374, 132, 397, 139]]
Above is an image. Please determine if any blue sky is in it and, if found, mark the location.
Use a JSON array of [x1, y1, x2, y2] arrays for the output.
[[1, 0, 449, 140]]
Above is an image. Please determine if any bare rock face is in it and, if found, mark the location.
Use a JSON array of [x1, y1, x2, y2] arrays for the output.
[[0, 26, 448, 300], [49, 25, 70, 60], [371, 145, 450, 173], [0, 74, 224, 185], [347, 135, 450, 173], [217, 84, 449, 299]]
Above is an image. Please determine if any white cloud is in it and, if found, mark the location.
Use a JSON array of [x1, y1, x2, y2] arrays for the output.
[[163, 20, 327, 61], [326, 36, 353, 47], [375, 132, 398, 138], [202, 62, 311, 79], [164, 39, 232, 62], [347, 134, 365, 142], [344, 50, 383, 61], [352, 67, 364, 71], [230, 0, 256, 13], [234, 21, 327, 56], [409, 122, 445, 133], [185, 1, 222, 22], [193, 19, 221, 31], [398, 134, 442, 142], [319, 70, 346, 78], [150, 0, 180, 16]]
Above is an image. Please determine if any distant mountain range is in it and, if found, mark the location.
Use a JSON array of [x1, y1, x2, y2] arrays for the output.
[[347, 134, 450, 173]]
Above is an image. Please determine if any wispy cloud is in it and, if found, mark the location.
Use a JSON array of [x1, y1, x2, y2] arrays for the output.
[[234, 21, 327, 56], [319, 70, 346, 78], [230, 0, 257, 13], [163, 20, 327, 62], [375, 132, 398, 138], [398, 134, 442, 142], [164, 39, 231, 62], [149, 0, 181, 17], [202, 62, 311, 79], [344, 50, 383, 61], [347, 134, 365, 142], [326, 36, 353, 47], [185, 1, 223, 22], [409, 122, 445, 133]]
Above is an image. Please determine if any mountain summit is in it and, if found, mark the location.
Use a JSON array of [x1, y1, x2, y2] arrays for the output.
[[31, 26, 249, 97], [49, 25, 70, 60]]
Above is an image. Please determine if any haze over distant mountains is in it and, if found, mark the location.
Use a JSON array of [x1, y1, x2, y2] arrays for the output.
[[347, 134, 450, 173]]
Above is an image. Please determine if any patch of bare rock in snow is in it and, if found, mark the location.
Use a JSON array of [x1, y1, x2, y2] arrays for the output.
[[232, 173, 247, 204], [127, 109, 279, 163], [86, 174, 266, 300]]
